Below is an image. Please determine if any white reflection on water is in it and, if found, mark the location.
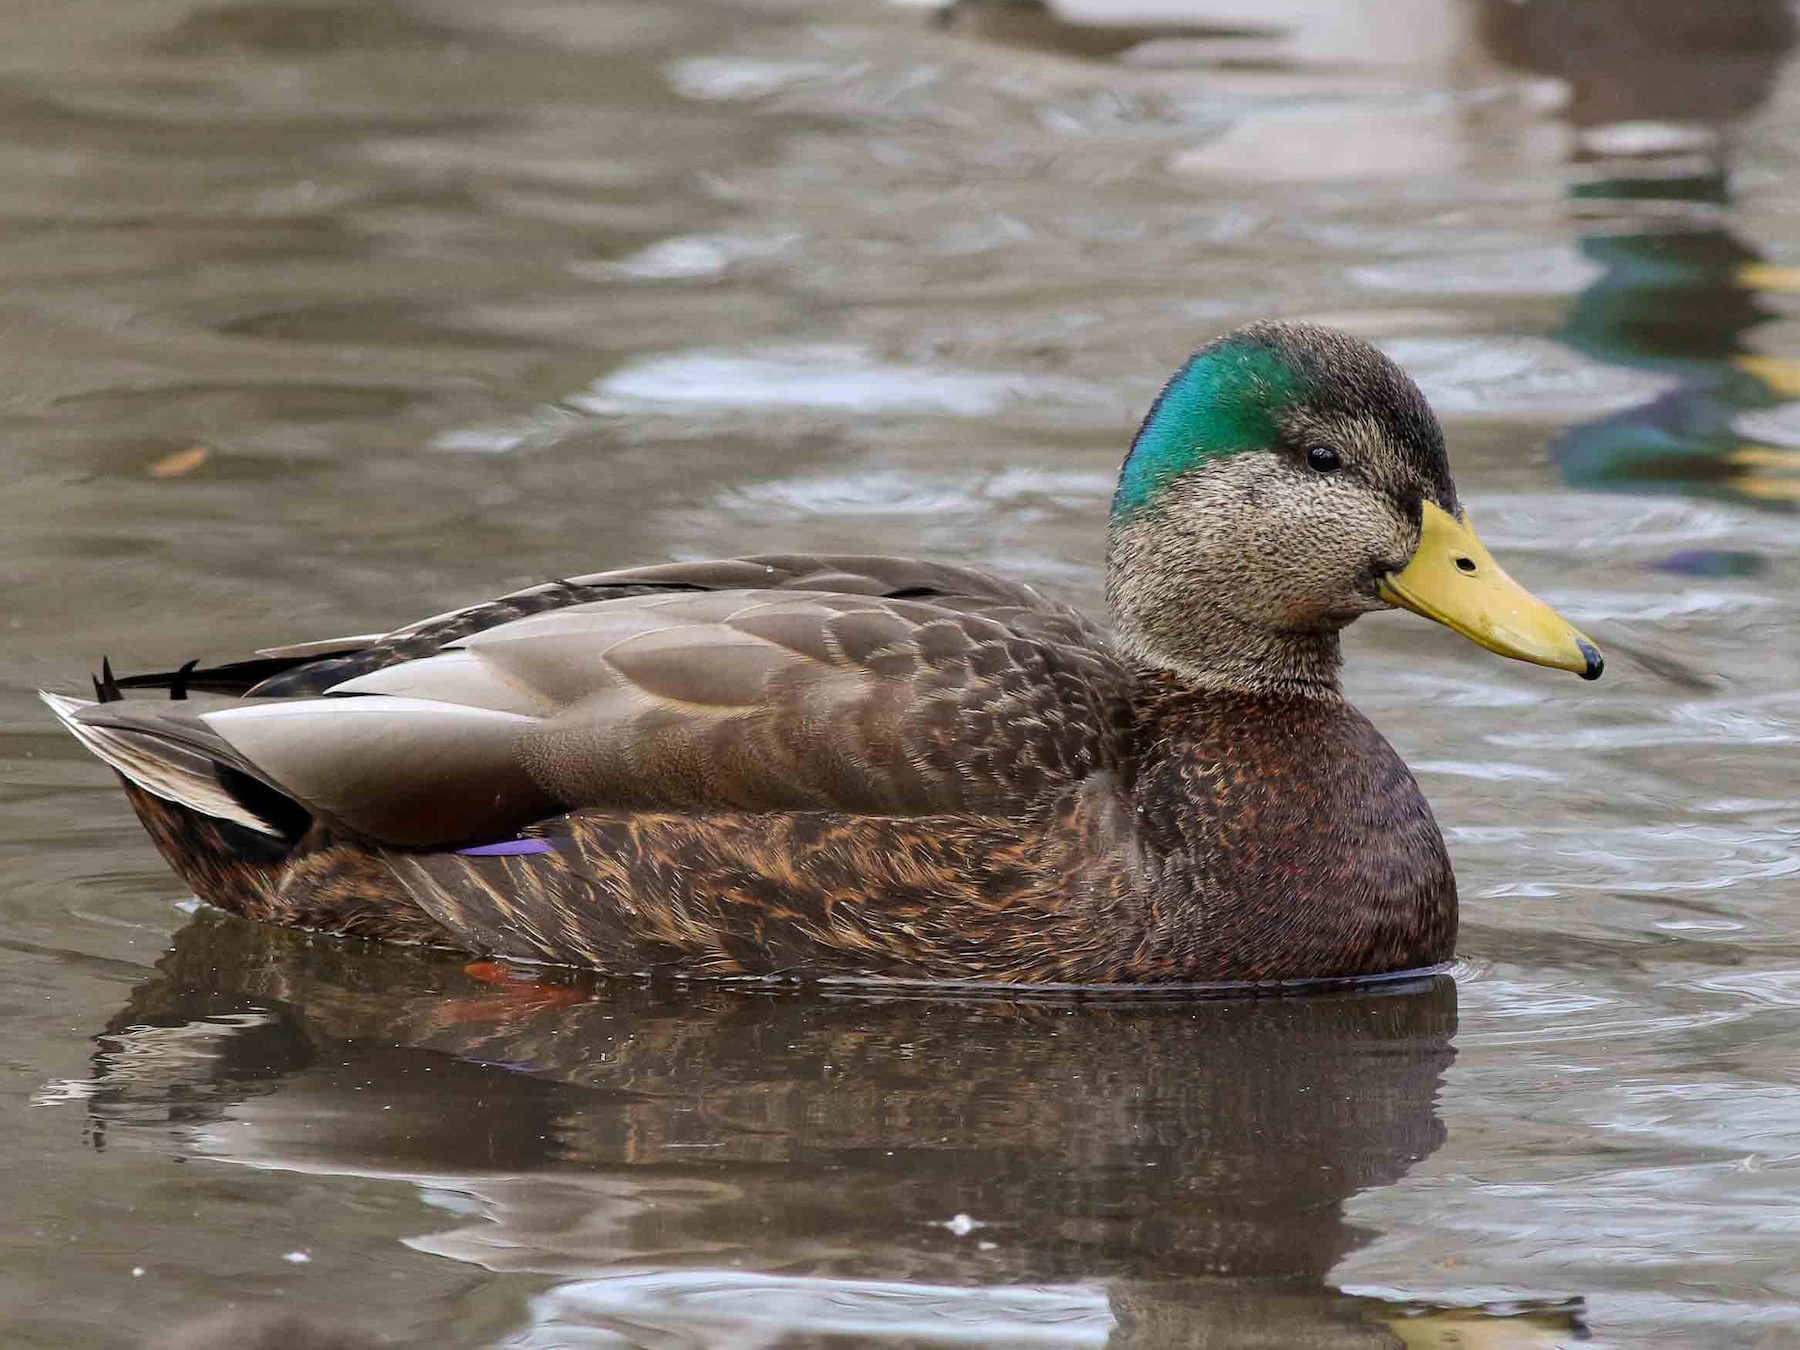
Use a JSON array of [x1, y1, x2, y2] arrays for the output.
[[1380, 336, 1678, 420], [502, 1270, 1114, 1349], [1351, 247, 1604, 298], [573, 345, 1106, 417], [434, 344, 1116, 454], [713, 465, 1115, 522], [591, 230, 803, 282], [1413, 760, 1567, 783]]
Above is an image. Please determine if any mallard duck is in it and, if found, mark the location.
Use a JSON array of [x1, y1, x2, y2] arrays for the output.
[[44, 322, 1601, 984]]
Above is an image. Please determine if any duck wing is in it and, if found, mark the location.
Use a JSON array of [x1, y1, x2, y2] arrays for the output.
[[114, 555, 1101, 697], [81, 559, 1133, 851]]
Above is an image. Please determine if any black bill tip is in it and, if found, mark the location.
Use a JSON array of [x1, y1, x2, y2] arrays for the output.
[[1578, 639, 1604, 682]]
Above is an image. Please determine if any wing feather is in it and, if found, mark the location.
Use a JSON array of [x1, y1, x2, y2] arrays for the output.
[[202, 697, 561, 848], [78, 558, 1129, 848]]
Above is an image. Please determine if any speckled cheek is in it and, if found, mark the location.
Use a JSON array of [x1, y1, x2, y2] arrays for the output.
[[1246, 479, 1406, 626]]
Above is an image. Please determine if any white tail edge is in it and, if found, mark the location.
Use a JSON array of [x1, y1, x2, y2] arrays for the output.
[[39, 690, 282, 836]]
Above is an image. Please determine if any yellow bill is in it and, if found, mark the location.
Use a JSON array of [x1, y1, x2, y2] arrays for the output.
[[1380, 502, 1602, 680]]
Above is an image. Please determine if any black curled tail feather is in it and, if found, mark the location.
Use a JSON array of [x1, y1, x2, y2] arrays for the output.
[[94, 658, 122, 704], [110, 652, 346, 699]]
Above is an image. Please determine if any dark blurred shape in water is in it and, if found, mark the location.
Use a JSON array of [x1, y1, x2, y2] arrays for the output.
[[934, 0, 1280, 63], [64, 910, 1567, 1346], [154, 0, 463, 56], [1652, 548, 1768, 579], [1480, 0, 1800, 507], [1476, 0, 1793, 126], [146, 1309, 383, 1350]]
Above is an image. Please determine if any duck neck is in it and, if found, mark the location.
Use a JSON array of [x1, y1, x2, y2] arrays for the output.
[[1109, 597, 1346, 701], [1105, 510, 1347, 700]]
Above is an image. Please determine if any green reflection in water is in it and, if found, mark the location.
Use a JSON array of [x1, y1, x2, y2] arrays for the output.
[[1483, 0, 1800, 508], [1555, 177, 1800, 507]]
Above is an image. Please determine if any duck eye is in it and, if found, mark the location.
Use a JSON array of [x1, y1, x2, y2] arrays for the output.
[[1306, 445, 1342, 474]]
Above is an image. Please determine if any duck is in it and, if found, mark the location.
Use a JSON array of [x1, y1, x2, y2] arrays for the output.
[[43, 321, 1602, 985]]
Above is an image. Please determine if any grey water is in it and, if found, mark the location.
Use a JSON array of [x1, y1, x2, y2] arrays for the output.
[[2, 1, 1798, 1345]]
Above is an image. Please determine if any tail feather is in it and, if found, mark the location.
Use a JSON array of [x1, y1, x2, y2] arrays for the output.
[[110, 655, 327, 698], [40, 691, 288, 837], [108, 635, 381, 698]]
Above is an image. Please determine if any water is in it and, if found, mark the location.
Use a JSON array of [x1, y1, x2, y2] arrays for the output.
[[2, 0, 1797, 1345]]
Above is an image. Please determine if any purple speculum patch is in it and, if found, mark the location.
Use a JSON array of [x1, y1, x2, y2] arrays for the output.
[[456, 837, 557, 857]]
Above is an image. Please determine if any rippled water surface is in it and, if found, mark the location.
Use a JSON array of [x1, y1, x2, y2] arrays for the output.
[[4, 1, 1800, 1346]]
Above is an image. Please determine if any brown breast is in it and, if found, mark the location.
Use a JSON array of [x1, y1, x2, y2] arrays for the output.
[[1126, 683, 1458, 981]]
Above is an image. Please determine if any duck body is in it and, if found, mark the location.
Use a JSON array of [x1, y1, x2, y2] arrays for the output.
[[59, 554, 1453, 983], [47, 322, 1597, 984]]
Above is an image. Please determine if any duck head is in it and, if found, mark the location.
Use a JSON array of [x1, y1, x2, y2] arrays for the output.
[[1106, 320, 1602, 695]]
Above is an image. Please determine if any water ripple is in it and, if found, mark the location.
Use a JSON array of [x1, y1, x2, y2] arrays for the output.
[[506, 1271, 1115, 1348], [573, 345, 1109, 418]]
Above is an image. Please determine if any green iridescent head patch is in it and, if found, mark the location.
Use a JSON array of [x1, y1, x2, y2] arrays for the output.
[[1113, 340, 1305, 517]]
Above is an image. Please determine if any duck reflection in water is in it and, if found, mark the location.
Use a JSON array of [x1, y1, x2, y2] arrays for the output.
[[84, 913, 1584, 1348], [1480, 0, 1800, 509]]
